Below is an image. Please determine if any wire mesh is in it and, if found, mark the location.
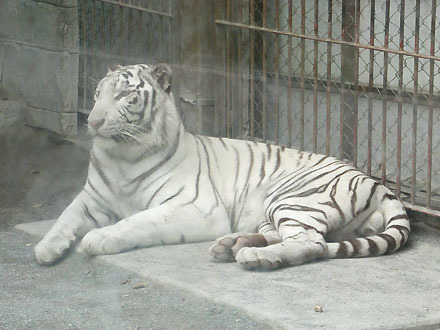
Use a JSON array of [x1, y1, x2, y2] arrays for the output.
[[216, 0, 440, 213], [77, 0, 173, 113]]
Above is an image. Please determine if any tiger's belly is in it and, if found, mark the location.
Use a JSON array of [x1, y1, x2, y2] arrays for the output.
[[233, 190, 267, 233]]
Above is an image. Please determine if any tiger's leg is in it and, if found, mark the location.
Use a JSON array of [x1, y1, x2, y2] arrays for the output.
[[80, 204, 230, 256], [35, 191, 116, 265], [208, 221, 281, 262], [235, 216, 328, 270]]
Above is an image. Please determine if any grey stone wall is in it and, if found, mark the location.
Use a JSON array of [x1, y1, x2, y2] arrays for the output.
[[0, 0, 79, 135]]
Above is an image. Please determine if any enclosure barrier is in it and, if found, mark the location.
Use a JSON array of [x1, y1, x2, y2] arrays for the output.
[[78, 0, 173, 112], [215, 0, 440, 220], [78, 0, 440, 220]]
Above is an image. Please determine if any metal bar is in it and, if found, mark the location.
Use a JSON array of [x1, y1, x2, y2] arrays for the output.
[[127, 4, 132, 62], [381, 0, 390, 185], [118, 5, 124, 64], [341, 0, 355, 161], [287, 0, 293, 148], [352, 0, 360, 167], [325, 0, 332, 156], [81, 0, 88, 110], [213, 0, 225, 137], [138, 6, 143, 63], [226, 0, 232, 137], [100, 1, 107, 75], [396, 0, 405, 198], [313, 0, 319, 153], [274, 0, 280, 144], [159, 5, 163, 62], [195, 0, 202, 135], [91, 1, 97, 91], [300, 0, 305, 150], [99, 0, 172, 17], [427, 0, 437, 208], [250, 0, 255, 140], [262, 0, 267, 141], [215, 20, 440, 62], [403, 202, 440, 219], [411, 0, 420, 204], [367, 0, 375, 176], [238, 0, 243, 139]]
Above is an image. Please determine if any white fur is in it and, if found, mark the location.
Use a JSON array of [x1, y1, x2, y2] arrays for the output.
[[35, 64, 410, 269]]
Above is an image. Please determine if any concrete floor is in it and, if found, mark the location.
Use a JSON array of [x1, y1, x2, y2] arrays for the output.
[[2, 125, 440, 329]]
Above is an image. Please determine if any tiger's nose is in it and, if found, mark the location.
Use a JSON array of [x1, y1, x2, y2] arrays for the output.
[[88, 119, 105, 130]]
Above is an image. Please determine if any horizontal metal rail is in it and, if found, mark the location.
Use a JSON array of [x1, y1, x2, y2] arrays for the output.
[[99, 0, 172, 17], [215, 19, 440, 62]]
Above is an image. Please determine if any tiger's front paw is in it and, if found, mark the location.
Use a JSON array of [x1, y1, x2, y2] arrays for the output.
[[81, 228, 129, 256], [235, 247, 282, 270], [34, 236, 71, 265]]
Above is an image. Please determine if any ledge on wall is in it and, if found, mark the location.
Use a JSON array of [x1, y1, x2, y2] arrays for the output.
[[25, 107, 77, 137]]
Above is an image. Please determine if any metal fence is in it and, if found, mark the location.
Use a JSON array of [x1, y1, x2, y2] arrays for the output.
[[77, 0, 440, 218], [215, 0, 440, 217], [78, 0, 174, 113]]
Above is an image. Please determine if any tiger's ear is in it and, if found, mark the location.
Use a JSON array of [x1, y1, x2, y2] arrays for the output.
[[108, 63, 122, 73], [151, 63, 172, 94]]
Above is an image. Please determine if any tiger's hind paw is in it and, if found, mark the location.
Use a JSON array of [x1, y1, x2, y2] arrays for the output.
[[235, 247, 282, 270], [208, 233, 254, 262], [209, 232, 272, 263]]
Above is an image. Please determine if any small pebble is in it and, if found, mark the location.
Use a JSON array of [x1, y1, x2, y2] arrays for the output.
[[133, 282, 148, 289], [314, 304, 324, 313]]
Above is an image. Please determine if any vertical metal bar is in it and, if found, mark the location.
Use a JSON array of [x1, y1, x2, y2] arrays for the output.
[[226, 0, 232, 137], [411, 0, 420, 204], [138, 7, 143, 63], [352, 0, 360, 167], [81, 0, 88, 111], [127, 5, 132, 62], [367, 0, 375, 176], [395, 0, 405, 198], [214, 0, 225, 137], [381, 0, 390, 185], [287, 0, 293, 148], [91, 1, 97, 96], [339, 3, 346, 160], [274, 0, 280, 144], [196, 0, 202, 135], [313, 0, 319, 153], [325, 0, 333, 156], [300, 0, 305, 150], [262, 0, 267, 141], [119, 5, 124, 64], [427, 0, 436, 208], [100, 1, 106, 75], [341, 0, 356, 162], [238, 0, 243, 139], [159, 2, 163, 61], [250, 0, 255, 140]]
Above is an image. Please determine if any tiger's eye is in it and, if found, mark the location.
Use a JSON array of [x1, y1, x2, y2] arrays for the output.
[[115, 90, 132, 100]]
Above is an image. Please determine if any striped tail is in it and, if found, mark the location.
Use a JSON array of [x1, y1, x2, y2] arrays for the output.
[[326, 212, 410, 259]]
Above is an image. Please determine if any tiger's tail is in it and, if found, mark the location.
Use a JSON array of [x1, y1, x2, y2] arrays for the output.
[[326, 203, 410, 259]]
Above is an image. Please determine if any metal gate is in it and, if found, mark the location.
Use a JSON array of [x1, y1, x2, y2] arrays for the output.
[[78, 0, 174, 114], [215, 0, 440, 219]]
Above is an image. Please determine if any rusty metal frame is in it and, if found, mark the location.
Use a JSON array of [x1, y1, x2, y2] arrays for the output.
[[215, 0, 440, 219]]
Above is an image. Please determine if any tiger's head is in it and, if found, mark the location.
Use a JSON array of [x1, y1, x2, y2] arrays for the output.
[[88, 63, 179, 151]]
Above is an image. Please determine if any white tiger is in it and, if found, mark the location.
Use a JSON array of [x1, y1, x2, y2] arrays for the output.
[[34, 63, 410, 270]]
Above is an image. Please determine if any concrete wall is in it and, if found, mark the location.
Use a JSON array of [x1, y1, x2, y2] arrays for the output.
[[0, 0, 79, 135]]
